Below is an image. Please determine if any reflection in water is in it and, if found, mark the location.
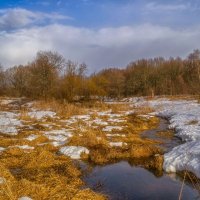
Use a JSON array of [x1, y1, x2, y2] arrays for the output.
[[141, 118, 182, 152], [83, 161, 200, 200]]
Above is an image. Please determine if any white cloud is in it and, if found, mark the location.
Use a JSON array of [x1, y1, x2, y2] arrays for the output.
[[0, 8, 70, 30], [0, 23, 200, 72], [145, 2, 189, 12]]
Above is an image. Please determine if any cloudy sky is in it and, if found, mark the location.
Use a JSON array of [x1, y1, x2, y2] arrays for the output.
[[0, 0, 200, 72]]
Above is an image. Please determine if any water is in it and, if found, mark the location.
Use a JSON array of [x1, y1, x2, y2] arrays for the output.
[[82, 118, 200, 199], [142, 118, 182, 152], [84, 161, 200, 200]]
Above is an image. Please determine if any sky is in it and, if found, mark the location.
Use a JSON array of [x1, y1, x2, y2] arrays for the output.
[[0, 0, 200, 72]]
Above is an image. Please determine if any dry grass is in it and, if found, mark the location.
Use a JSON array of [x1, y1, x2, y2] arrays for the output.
[[18, 108, 32, 121], [0, 97, 167, 198], [34, 100, 86, 118], [107, 103, 131, 113], [81, 101, 109, 111], [0, 149, 106, 200], [167, 95, 199, 101], [186, 120, 198, 125], [127, 114, 159, 131], [156, 130, 174, 139], [68, 113, 163, 172], [134, 105, 155, 115], [178, 171, 200, 198], [0, 98, 106, 199]]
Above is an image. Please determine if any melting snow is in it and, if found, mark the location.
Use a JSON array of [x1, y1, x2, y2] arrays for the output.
[[107, 118, 126, 123], [109, 142, 125, 147], [0, 112, 22, 135], [0, 147, 6, 152], [14, 145, 34, 150], [164, 140, 200, 177], [59, 146, 89, 159], [70, 115, 90, 120], [18, 197, 32, 200], [28, 111, 56, 120], [44, 129, 72, 143], [106, 133, 126, 137], [102, 126, 123, 132], [92, 119, 108, 126], [26, 134, 38, 141], [133, 98, 200, 178]]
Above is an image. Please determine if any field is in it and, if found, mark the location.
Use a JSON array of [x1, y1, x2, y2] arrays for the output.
[[0, 96, 200, 199]]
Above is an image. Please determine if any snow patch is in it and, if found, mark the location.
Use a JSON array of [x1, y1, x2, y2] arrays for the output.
[[109, 142, 125, 147], [28, 111, 56, 120], [59, 146, 89, 159], [13, 145, 34, 150], [102, 126, 123, 132], [107, 118, 126, 123], [137, 98, 200, 178], [70, 115, 90, 121], [26, 134, 38, 141], [164, 141, 200, 178], [92, 119, 108, 126], [106, 133, 126, 137], [0, 112, 22, 135], [18, 197, 32, 200], [0, 147, 6, 152]]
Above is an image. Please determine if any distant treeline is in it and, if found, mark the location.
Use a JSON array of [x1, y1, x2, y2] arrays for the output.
[[0, 49, 200, 100]]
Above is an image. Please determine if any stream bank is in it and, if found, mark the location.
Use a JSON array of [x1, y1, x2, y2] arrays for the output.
[[82, 118, 199, 200]]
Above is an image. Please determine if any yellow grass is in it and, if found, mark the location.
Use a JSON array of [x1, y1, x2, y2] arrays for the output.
[[0, 97, 166, 199], [0, 149, 106, 200], [34, 100, 86, 118], [67, 113, 163, 171]]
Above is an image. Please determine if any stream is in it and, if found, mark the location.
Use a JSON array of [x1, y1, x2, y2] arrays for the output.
[[82, 118, 200, 200]]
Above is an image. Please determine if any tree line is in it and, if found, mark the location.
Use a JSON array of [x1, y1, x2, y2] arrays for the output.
[[0, 49, 199, 101]]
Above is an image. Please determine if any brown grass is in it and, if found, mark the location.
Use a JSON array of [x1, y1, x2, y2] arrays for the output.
[[0, 149, 106, 200], [34, 100, 86, 118], [186, 120, 198, 125], [156, 130, 174, 139], [178, 170, 200, 198], [68, 113, 163, 170], [0, 97, 167, 198]]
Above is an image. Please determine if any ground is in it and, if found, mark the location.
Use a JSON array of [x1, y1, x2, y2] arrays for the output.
[[1, 96, 200, 199]]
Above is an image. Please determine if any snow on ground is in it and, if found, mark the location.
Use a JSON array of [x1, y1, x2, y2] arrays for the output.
[[164, 140, 200, 177], [70, 115, 90, 121], [44, 129, 73, 146], [28, 111, 56, 120], [92, 118, 109, 126], [102, 126, 123, 132], [132, 97, 200, 178], [106, 133, 126, 137], [13, 145, 34, 150], [0, 147, 5, 152], [107, 118, 126, 123], [109, 142, 126, 147], [0, 112, 22, 135], [18, 197, 32, 200], [44, 129, 72, 138], [26, 134, 39, 141], [59, 146, 89, 159]]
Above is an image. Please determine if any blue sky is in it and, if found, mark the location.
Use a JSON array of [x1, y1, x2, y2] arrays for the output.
[[0, 0, 200, 71]]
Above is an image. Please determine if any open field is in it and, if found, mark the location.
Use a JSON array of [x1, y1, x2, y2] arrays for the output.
[[0, 96, 200, 199]]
